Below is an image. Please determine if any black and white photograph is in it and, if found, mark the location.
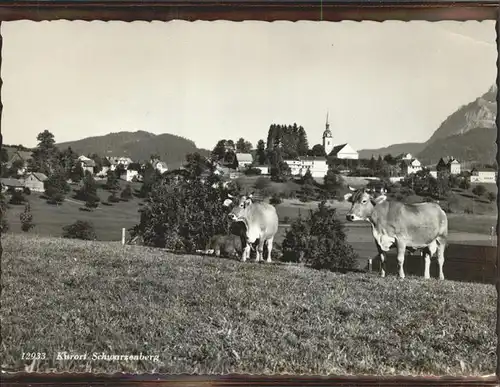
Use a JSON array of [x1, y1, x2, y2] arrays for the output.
[[0, 19, 497, 375]]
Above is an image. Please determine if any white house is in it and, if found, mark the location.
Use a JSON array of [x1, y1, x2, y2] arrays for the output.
[[437, 156, 461, 175], [24, 172, 48, 192], [470, 167, 497, 183], [401, 153, 413, 160], [152, 160, 168, 174], [106, 156, 133, 170], [448, 158, 461, 175], [235, 153, 253, 170], [120, 169, 139, 182], [400, 158, 422, 175], [284, 156, 329, 178], [78, 155, 96, 174], [254, 166, 269, 175], [329, 143, 359, 160]]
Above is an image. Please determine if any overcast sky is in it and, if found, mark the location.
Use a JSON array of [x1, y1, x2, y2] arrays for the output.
[[1, 20, 496, 151]]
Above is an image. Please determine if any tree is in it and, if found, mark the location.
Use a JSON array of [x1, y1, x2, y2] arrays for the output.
[[9, 190, 26, 205], [62, 220, 97, 240], [44, 167, 70, 204], [138, 162, 161, 198], [256, 139, 268, 165], [114, 164, 126, 178], [121, 184, 133, 201], [223, 150, 238, 170], [7, 159, 25, 178], [236, 137, 252, 153], [301, 169, 315, 186], [309, 144, 326, 157], [0, 147, 8, 164], [130, 178, 231, 252], [76, 171, 100, 204], [472, 185, 487, 197], [281, 201, 358, 270], [20, 202, 35, 232], [29, 130, 59, 175], [90, 153, 103, 175], [212, 140, 226, 161], [57, 147, 78, 176], [324, 169, 344, 198], [105, 169, 121, 192], [297, 126, 309, 156], [70, 162, 85, 183]]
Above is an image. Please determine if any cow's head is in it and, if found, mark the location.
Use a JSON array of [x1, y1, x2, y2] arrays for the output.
[[223, 192, 254, 221], [344, 186, 387, 222]]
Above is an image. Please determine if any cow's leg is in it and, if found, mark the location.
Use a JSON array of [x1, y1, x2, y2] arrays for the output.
[[241, 243, 250, 262], [376, 243, 386, 278], [396, 240, 407, 279], [265, 237, 274, 263], [423, 241, 437, 279], [256, 239, 265, 262], [436, 237, 446, 280]]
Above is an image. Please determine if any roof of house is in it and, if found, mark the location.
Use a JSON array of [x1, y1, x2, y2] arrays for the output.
[[0, 178, 24, 187], [29, 172, 48, 181], [472, 167, 496, 172], [9, 150, 33, 163], [329, 144, 348, 156], [153, 161, 168, 169], [298, 156, 327, 161], [81, 159, 96, 167], [235, 153, 253, 163]]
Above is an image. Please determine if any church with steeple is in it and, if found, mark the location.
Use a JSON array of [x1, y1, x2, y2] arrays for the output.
[[322, 112, 359, 160]]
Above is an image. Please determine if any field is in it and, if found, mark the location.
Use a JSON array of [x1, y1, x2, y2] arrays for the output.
[[1, 233, 495, 375]]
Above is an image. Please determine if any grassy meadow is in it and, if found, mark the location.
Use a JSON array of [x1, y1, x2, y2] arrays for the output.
[[0, 233, 496, 375]]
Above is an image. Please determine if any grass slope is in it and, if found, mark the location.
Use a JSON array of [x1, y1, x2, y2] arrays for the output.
[[1, 234, 495, 375]]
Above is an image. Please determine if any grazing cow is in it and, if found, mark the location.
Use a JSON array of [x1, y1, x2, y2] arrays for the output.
[[223, 193, 279, 262], [205, 233, 243, 258], [344, 186, 448, 280]]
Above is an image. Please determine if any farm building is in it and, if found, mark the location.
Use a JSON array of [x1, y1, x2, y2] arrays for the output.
[[77, 155, 96, 174], [106, 156, 134, 170], [284, 156, 329, 178], [400, 158, 422, 175], [235, 153, 253, 170], [24, 172, 48, 192], [0, 178, 24, 193], [470, 167, 497, 183], [120, 169, 139, 182], [152, 160, 168, 174], [437, 156, 461, 175]]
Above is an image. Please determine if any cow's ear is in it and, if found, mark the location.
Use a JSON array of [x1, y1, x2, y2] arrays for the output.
[[344, 193, 353, 202], [227, 193, 234, 199], [223, 198, 233, 207], [244, 198, 252, 206], [372, 194, 387, 205], [348, 186, 356, 192], [248, 192, 254, 198]]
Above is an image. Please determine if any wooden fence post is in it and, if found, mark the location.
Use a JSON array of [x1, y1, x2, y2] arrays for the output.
[[121, 228, 126, 245]]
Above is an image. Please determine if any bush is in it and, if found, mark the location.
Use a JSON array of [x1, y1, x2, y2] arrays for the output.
[[244, 167, 262, 176], [23, 187, 31, 195], [120, 184, 133, 201], [269, 193, 282, 206], [281, 201, 358, 271], [62, 220, 97, 241], [487, 191, 497, 203], [254, 177, 271, 190], [9, 190, 26, 205], [472, 185, 487, 197], [20, 202, 35, 232], [129, 176, 231, 252], [0, 192, 9, 233], [108, 193, 121, 203]]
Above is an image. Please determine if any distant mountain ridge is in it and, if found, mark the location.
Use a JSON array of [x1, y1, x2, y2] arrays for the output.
[[358, 85, 498, 164], [56, 130, 210, 169]]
